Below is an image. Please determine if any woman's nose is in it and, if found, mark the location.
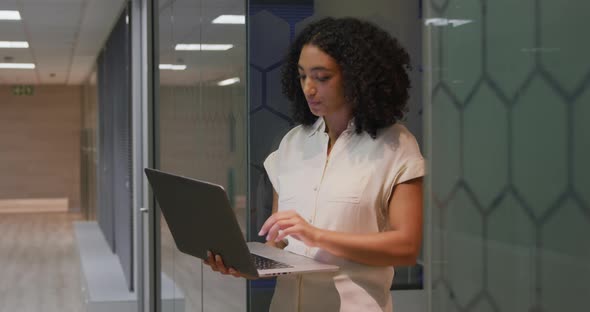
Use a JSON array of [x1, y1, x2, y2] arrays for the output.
[[303, 80, 316, 96]]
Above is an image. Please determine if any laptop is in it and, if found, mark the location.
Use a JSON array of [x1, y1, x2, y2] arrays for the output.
[[144, 168, 339, 278]]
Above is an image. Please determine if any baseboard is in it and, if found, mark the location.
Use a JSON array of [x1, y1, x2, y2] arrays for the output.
[[0, 198, 69, 213]]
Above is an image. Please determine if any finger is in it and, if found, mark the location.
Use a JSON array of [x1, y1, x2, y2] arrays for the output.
[[267, 219, 296, 242], [276, 225, 304, 243], [265, 222, 282, 242], [258, 215, 276, 236], [258, 210, 296, 236], [228, 268, 242, 278], [275, 226, 295, 242], [206, 251, 218, 271], [215, 254, 229, 274]]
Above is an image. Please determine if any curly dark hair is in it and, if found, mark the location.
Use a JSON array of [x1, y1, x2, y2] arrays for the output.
[[281, 17, 412, 138]]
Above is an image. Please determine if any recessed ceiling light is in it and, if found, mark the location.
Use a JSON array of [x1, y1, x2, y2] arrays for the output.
[[212, 15, 245, 24], [175, 44, 233, 51], [0, 10, 21, 20], [217, 77, 240, 86], [159, 64, 186, 71], [0, 41, 29, 48], [0, 63, 35, 69], [424, 18, 473, 27]]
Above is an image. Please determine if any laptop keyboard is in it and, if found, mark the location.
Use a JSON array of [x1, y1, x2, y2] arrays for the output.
[[251, 254, 294, 270]]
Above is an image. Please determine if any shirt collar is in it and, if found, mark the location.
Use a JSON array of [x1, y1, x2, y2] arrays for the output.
[[307, 117, 355, 137], [308, 117, 325, 137]]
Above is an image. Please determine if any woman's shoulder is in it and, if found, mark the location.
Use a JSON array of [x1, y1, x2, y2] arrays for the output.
[[376, 122, 416, 144], [374, 122, 422, 156], [278, 123, 315, 147]]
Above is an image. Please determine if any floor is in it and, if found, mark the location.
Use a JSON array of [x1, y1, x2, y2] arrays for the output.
[[0, 211, 418, 312], [160, 211, 247, 312], [0, 212, 84, 312], [0, 210, 248, 312]]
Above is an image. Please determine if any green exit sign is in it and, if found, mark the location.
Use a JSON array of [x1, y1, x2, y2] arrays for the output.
[[12, 85, 34, 96]]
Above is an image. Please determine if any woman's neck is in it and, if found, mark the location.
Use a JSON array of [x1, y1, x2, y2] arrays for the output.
[[323, 111, 352, 154]]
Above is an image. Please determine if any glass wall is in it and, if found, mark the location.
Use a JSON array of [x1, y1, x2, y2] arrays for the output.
[[425, 1, 590, 311], [81, 70, 98, 221], [156, 0, 247, 311], [96, 5, 134, 291]]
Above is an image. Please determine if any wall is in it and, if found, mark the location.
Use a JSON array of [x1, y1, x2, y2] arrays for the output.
[[425, 0, 590, 311], [0, 85, 81, 210]]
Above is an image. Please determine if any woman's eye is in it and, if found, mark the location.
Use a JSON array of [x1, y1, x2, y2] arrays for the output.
[[298, 75, 306, 80], [316, 76, 330, 82]]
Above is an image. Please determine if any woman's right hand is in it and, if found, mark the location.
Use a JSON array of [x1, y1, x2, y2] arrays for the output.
[[265, 239, 288, 249], [203, 251, 254, 279]]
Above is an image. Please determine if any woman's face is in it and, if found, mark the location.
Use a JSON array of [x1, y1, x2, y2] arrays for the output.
[[297, 44, 349, 118]]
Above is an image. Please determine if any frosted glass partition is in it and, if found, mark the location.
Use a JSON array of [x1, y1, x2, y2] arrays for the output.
[[424, 1, 590, 311]]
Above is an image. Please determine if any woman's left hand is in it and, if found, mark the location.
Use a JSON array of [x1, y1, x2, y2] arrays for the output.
[[258, 210, 323, 247]]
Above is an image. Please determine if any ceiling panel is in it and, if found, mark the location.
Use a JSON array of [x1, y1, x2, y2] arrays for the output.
[[29, 31, 77, 45], [66, 72, 88, 85], [0, 0, 18, 9], [38, 71, 69, 84], [0, 48, 34, 63], [73, 0, 127, 56], [33, 48, 72, 57], [35, 54, 73, 69], [38, 68, 68, 84], [36, 61, 71, 69], [0, 22, 26, 40], [36, 65, 71, 71], [67, 55, 94, 84], [66, 0, 126, 84], [161, 0, 244, 11], [22, 4, 82, 29], [20, 0, 84, 4], [0, 69, 37, 85]]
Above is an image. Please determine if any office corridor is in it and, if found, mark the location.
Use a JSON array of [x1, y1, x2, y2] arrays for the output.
[[0, 213, 84, 312]]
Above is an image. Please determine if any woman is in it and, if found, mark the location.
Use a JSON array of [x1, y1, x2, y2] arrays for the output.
[[206, 17, 424, 311]]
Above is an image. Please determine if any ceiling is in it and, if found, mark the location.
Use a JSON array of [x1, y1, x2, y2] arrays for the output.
[[0, 0, 246, 86], [157, 0, 246, 86], [0, 0, 127, 85]]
